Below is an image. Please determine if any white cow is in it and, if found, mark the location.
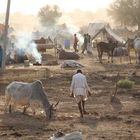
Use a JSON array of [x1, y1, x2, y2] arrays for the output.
[[50, 131, 83, 140], [5, 80, 58, 119]]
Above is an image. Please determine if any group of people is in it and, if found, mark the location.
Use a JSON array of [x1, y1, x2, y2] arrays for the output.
[[82, 33, 91, 54], [73, 33, 92, 54]]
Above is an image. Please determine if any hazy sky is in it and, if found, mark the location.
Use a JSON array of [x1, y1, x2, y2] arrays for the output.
[[0, 0, 113, 14]]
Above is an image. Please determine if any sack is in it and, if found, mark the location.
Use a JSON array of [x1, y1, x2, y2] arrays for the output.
[[87, 43, 93, 55]]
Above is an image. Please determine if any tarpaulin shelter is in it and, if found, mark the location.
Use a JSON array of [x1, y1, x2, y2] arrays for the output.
[[87, 22, 125, 43]]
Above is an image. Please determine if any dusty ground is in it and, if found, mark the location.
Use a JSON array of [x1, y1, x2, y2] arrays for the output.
[[0, 49, 140, 140]]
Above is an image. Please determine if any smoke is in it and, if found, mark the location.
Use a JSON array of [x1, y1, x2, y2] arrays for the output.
[[37, 23, 84, 48], [67, 25, 84, 46], [13, 32, 42, 63], [26, 42, 42, 63]]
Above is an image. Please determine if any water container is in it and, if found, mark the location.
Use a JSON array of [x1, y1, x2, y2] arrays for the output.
[[24, 60, 30, 67], [64, 39, 70, 49]]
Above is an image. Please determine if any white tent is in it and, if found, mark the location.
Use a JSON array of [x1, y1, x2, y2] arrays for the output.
[[87, 22, 125, 43]]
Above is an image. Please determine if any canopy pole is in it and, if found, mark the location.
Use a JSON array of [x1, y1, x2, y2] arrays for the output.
[[1, 0, 11, 72]]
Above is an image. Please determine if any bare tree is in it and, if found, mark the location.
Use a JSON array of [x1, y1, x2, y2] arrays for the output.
[[38, 5, 62, 26], [108, 0, 140, 30]]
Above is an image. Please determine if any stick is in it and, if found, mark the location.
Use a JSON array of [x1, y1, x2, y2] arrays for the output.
[[113, 72, 120, 97]]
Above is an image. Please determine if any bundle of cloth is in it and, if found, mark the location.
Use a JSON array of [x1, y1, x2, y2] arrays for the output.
[[50, 131, 83, 140], [87, 42, 94, 55], [61, 60, 84, 68]]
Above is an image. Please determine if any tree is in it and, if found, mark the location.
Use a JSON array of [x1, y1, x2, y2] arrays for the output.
[[38, 5, 62, 26], [108, 0, 140, 30]]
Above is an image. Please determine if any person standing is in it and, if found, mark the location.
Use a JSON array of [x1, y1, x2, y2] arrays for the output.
[[82, 34, 88, 54], [73, 34, 79, 52], [87, 34, 91, 43], [70, 69, 91, 118]]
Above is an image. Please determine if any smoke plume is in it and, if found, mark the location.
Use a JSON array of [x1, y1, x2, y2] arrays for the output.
[[14, 32, 42, 63]]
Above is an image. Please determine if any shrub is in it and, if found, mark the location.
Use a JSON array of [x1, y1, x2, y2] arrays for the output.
[[117, 79, 135, 89]]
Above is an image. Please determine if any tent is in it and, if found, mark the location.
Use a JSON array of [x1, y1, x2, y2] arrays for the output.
[[87, 22, 125, 43]]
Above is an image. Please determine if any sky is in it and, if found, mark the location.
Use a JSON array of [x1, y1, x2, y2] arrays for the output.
[[0, 0, 113, 14]]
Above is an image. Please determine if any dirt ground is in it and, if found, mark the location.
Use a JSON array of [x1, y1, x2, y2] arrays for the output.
[[0, 48, 140, 140]]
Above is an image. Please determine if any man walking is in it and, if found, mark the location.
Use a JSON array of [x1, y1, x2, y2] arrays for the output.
[[70, 69, 91, 118]]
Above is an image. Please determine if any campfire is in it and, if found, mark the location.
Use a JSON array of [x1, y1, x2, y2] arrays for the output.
[[33, 62, 42, 66]]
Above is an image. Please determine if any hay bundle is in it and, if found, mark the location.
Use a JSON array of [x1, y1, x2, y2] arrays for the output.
[[58, 49, 80, 60]]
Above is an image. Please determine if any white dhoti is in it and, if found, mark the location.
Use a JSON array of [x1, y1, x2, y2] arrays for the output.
[[73, 88, 88, 103]]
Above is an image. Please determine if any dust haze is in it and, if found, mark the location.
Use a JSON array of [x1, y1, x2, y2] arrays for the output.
[[0, 8, 109, 33]]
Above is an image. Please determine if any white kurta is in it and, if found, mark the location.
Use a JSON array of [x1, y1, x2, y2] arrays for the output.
[[70, 73, 90, 97]]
